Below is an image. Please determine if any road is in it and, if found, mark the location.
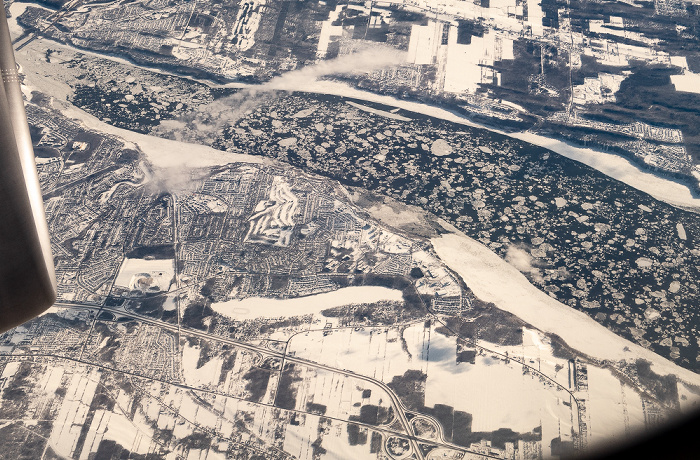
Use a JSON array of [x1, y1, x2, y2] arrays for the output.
[[56, 269, 587, 457], [53, 301, 501, 459], [168, 193, 183, 356], [14, 0, 85, 51]]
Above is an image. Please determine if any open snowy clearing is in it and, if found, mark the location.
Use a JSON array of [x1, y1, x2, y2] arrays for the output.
[[423, 339, 574, 438], [431, 228, 700, 387], [211, 286, 403, 320], [80, 409, 154, 458], [48, 369, 101, 457], [288, 323, 579, 449], [671, 72, 700, 95], [182, 342, 223, 388], [113, 258, 174, 293]]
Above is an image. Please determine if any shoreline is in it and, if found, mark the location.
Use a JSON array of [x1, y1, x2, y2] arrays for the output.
[[431, 228, 700, 387], [6, 12, 699, 210], [60, 103, 266, 170]]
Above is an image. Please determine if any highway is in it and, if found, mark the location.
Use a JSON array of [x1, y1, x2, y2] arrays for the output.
[[53, 301, 502, 459]]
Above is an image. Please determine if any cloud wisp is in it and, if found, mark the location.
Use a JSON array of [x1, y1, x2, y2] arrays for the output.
[[505, 245, 544, 283], [148, 45, 407, 187], [260, 46, 407, 92], [185, 45, 407, 135]]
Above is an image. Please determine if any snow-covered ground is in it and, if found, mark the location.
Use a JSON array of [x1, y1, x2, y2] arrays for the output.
[[584, 366, 647, 445], [113, 258, 174, 293], [80, 409, 155, 459], [431, 227, 700, 388], [289, 324, 575, 446], [245, 176, 299, 246], [316, 5, 344, 57], [672, 71, 700, 95], [211, 286, 403, 320], [162, 293, 178, 311], [181, 342, 223, 388], [424, 340, 574, 438], [285, 321, 668, 455], [7, 2, 54, 36], [288, 326, 422, 383], [48, 369, 101, 457], [288, 293, 694, 450]]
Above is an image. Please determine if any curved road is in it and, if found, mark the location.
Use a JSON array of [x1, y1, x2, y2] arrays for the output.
[[54, 301, 503, 459]]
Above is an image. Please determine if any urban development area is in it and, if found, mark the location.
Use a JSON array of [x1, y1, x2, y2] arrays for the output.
[[1, 0, 700, 458]]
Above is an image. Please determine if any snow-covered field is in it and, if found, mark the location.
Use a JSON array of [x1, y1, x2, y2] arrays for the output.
[[113, 258, 174, 293], [182, 342, 223, 388], [48, 369, 101, 457], [584, 366, 647, 445], [288, 323, 574, 446], [289, 364, 392, 425], [211, 286, 403, 320], [672, 71, 700, 95], [288, 326, 422, 383], [418, 329, 573, 439], [79, 409, 154, 459], [288, 321, 671, 452], [283, 412, 381, 460], [431, 228, 700, 387]]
